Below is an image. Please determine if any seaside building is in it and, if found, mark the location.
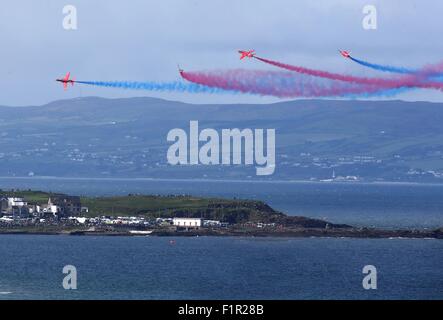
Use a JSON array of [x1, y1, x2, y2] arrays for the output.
[[51, 196, 82, 215], [173, 217, 202, 230], [7, 197, 27, 207], [45, 198, 61, 216], [10, 205, 29, 219], [0, 197, 29, 218]]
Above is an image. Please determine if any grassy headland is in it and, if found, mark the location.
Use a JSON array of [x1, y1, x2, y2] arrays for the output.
[[1, 189, 442, 239]]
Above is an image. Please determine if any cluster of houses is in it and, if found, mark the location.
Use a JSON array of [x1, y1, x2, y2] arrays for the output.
[[0, 195, 88, 221], [0, 194, 236, 230], [0, 195, 227, 230], [172, 217, 228, 229], [64, 216, 227, 230]]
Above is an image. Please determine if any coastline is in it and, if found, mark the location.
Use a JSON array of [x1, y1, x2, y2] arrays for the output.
[[1, 175, 443, 187], [1, 189, 442, 240], [1, 226, 442, 239]]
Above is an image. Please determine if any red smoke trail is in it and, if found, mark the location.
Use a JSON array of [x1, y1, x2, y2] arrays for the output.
[[180, 69, 398, 98], [254, 56, 443, 92], [255, 56, 419, 86]]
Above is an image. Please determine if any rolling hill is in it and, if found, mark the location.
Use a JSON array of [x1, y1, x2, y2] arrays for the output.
[[0, 96, 442, 182]]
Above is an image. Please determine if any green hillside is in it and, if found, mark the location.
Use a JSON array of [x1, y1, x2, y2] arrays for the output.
[[1, 97, 443, 182]]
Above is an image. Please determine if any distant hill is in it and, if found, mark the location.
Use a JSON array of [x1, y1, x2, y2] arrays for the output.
[[0, 96, 443, 182]]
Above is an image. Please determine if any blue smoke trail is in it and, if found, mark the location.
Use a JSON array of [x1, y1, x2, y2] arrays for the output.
[[76, 80, 235, 94], [349, 57, 415, 74], [349, 56, 443, 86], [76, 76, 413, 99]]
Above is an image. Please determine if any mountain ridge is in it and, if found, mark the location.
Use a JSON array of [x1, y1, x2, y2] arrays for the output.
[[0, 96, 442, 182]]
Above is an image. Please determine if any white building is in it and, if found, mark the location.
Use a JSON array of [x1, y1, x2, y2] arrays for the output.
[[7, 197, 27, 207], [28, 205, 41, 215], [173, 217, 202, 229], [44, 198, 62, 216]]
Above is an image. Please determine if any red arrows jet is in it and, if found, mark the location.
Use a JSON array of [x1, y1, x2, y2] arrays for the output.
[[238, 49, 255, 60], [178, 64, 184, 77], [56, 72, 75, 90], [339, 50, 351, 59]]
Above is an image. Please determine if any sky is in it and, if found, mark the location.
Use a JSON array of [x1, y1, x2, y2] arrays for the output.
[[0, 0, 442, 106]]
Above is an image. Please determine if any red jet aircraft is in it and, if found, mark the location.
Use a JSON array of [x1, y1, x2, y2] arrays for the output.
[[339, 50, 351, 59], [238, 49, 255, 60], [56, 72, 75, 90], [178, 65, 184, 77]]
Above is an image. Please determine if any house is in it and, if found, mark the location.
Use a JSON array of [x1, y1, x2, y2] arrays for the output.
[[7, 197, 27, 207], [51, 196, 82, 215], [45, 198, 62, 216], [10, 205, 29, 219], [0, 197, 29, 218], [173, 217, 202, 230], [43, 196, 84, 216]]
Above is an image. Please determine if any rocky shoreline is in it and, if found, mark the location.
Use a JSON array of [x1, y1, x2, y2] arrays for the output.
[[1, 225, 442, 239]]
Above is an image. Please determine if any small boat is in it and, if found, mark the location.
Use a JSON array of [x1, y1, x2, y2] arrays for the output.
[[129, 230, 153, 235]]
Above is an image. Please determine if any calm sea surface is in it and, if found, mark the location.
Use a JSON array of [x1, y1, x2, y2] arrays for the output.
[[0, 235, 442, 300]]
